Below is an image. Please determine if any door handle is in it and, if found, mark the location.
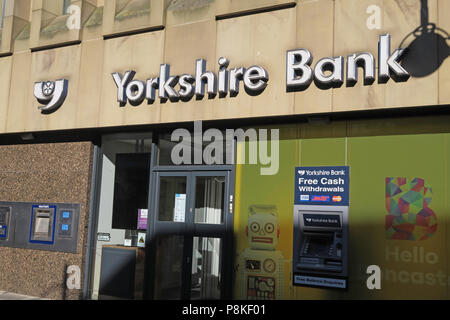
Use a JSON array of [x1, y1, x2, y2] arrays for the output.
[[229, 195, 233, 214]]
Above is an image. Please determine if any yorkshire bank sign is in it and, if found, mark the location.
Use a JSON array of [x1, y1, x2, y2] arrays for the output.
[[112, 34, 409, 107], [35, 34, 410, 112]]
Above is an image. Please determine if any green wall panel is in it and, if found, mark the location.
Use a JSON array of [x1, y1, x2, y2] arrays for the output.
[[233, 127, 450, 299]]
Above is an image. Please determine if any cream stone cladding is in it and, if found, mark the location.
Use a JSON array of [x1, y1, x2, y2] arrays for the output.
[[0, 0, 448, 134]]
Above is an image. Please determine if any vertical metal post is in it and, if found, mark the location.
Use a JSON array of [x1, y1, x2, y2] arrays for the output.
[[82, 145, 103, 300]]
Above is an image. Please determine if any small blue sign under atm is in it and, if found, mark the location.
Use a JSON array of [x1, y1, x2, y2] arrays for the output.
[[294, 166, 349, 206], [61, 224, 69, 231]]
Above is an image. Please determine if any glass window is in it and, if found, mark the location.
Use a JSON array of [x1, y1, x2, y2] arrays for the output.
[[63, 0, 71, 14], [154, 235, 185, 299], [91, 136, 152, 300], [112, 153, 150, 229], [194, 176, 225, 224], [158, 176, 187, 222], [191, 237, 222, 300]]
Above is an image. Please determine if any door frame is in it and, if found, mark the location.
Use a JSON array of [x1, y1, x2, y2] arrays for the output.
[[144, 140, 236, 300], [88, 132, 236, 300], [86, 132, 154, 299]]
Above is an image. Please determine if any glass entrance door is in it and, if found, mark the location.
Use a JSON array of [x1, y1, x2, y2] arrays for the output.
[[149, 171, 232, 300]]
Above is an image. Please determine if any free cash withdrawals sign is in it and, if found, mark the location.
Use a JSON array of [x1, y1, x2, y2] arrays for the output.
[[294, 166, 350, 206]]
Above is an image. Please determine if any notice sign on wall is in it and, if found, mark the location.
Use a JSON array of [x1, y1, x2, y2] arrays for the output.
[[294, 275, 346, 289], [174, 194, 186, 222], [138, 209, 148, 230], [294, 166, 350, 206]]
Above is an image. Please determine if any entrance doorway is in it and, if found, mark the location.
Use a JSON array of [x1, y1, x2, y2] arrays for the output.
[[148, 170, 234, 300], [89, 132, 235, 300]]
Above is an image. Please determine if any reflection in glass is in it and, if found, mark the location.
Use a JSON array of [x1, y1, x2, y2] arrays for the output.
[[154, 235, 184, 299], [112, 153, 150, 229], [158, 176, 187, 221], [92, 136, 152, 300], [194, 177, 225, 224], [191, 237, 221, 300], [63, 0, 71, 14]]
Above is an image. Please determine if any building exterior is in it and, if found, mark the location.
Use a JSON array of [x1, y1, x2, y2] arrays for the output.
[[0, 0, 449, 300]]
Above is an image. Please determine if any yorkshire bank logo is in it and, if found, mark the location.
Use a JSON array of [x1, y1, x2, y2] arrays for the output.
[[385, 177, 437, 241], [34, 79, 69, 114]]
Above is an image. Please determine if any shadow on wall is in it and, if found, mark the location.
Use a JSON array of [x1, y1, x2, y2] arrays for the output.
[[319, 223, 450, 300], [36, 263, 74, 300], [400, 0, 449, 77], [312, 222, 381, 300]]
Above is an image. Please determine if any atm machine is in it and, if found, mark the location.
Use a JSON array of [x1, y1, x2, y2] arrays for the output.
[[292, 205, 348, 289], [0, 202, 80, 253], [292, 166, 349, 289]]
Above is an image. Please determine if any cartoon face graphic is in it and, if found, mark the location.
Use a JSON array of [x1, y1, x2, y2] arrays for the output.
[[385, 177, 437, 240], [246, 212, 279, 250]]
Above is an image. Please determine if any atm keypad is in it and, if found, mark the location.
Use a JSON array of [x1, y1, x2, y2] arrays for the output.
[[302, 236, 336, 258]]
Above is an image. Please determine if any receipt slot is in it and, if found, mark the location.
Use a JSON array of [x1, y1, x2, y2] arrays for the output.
[[293, 166, 349, 289]]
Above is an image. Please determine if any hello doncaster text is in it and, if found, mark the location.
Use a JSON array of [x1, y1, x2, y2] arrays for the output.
[[112, 34, 409, 106]]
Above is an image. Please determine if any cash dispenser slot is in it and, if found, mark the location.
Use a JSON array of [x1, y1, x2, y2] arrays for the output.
[[30, 206, 56, 244]]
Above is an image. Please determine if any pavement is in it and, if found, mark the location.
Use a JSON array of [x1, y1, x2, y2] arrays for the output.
[[0, 291, 48, 300]]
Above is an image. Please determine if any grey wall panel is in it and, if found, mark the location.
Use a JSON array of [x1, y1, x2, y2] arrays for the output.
[[0, 201, 80, 254], [99, 247, 136, 299]]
